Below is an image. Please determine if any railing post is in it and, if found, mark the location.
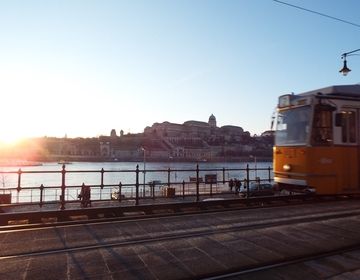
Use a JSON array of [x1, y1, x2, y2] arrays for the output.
[[182, 180, 185, 199], [196, 164, 200, 202], [100, 168, 104, 189], [135, 165, 139, 206], [39, 184, 44, 208], [60, 164, 66, 210], [222, 168, 225, 184], [17, 168, 22, 192], [167, 168, 171, 187], [268, 166, 271, 182], [16, 169, 22, 203], [152, 182, 155, 200], [118, 182, 122, 202], [246, 164, 250, 198]]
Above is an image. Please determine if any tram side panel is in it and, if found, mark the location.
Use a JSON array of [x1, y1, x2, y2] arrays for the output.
[[274, 146, 359, 195], [305, 147, 337, 194], [306, 146, 358, 194], [337, 146, 359, 193]]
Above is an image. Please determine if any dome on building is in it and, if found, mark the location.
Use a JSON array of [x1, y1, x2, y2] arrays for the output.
[[110, 129, 117, 137], [208, 114, 217, 128]]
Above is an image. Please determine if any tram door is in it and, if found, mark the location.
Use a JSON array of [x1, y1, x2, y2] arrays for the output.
[[336, 109, 359, 191]]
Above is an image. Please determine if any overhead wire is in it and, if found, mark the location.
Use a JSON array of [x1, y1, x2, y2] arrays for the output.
[[273, 0, 360, 29]]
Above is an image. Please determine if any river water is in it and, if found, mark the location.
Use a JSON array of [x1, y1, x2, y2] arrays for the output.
[[0, 161, 273, 203]]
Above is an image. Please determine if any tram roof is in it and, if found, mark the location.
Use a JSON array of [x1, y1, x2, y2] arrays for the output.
[[299, 84, 360, 97]]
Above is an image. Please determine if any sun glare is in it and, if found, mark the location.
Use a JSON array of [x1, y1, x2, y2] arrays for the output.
[[0, 135, 24, 147], [0, 115, 29, 147]]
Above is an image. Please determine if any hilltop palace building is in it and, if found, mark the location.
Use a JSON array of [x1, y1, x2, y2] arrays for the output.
[[98, 114, 254, 161]]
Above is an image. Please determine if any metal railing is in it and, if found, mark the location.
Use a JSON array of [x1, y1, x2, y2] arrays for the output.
[[0, 164, 273, 209]]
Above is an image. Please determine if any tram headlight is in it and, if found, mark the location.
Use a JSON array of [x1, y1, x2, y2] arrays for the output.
[[283, 164, 291, 171]]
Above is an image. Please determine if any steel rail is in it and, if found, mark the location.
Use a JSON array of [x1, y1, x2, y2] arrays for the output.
[[0, 193, 359, 230], [2, 195, 360, 233]]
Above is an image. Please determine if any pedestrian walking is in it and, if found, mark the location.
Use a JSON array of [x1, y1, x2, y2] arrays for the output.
[[78, 183, 91, 207]]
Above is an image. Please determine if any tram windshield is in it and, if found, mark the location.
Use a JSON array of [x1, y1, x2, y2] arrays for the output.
[[275, 106, 311, 145]]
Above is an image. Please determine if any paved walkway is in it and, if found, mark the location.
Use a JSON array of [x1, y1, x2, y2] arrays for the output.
[[1, 200, 360, 279]]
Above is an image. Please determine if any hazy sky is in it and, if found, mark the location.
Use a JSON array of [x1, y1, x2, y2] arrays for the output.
[[1, 0, 359, 143]]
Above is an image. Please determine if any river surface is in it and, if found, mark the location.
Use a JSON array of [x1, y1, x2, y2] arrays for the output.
[[0, 161, 273, 203]]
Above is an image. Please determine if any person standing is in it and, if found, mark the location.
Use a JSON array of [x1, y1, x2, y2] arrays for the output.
[[235, 179, 242, 194], [229, 179, 234, 192]]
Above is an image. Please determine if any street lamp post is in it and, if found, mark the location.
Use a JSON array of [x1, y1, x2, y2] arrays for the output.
[[141, 147, 146, 197], [339, 48, 360, 76], [250, 155, 257, 178]]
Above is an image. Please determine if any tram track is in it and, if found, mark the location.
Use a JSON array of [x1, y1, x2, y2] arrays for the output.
[[1, 193, 359, 231], [2, 201, 360, 262], [2, 195, 360, 233]]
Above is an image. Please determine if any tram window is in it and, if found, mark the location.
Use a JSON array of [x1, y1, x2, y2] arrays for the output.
[[335, 113, 342, 127], [275, 106, 310, 145], [312, 106, 333, 145], [349, 112, 356, 142], [341, 112, 348, 142], [340, 111, 357, 143]]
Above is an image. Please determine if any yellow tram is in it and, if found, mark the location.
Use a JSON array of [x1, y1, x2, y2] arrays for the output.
[[273, 84, 360, 195]]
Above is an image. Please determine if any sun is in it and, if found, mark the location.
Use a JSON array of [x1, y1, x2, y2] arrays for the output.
[[0, 135, 23, 148]]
